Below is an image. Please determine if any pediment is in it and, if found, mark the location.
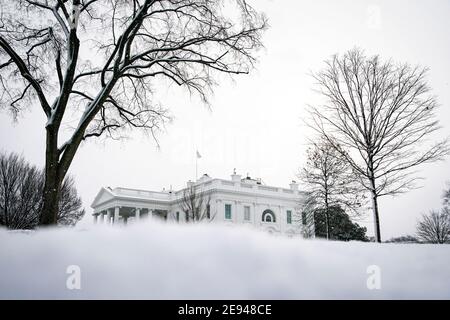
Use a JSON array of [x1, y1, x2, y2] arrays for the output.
[[90, 187, 115, 209]]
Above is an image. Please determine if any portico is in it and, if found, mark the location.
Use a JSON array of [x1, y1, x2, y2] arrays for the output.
[[93, 206, 169, 225]]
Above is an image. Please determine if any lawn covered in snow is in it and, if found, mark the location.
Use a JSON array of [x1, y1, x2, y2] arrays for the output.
[[0, 221, 449, 299]]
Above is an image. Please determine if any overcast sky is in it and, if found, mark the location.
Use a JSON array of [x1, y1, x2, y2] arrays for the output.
[[1, 0, 449, 239]]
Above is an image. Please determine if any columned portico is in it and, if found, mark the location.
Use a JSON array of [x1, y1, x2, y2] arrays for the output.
[[93, 210, 106, 224], [92, 206, 162, 225], [90, 172, 307, 236]]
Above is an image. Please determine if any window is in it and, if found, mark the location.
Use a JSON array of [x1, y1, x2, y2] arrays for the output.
[[206, 204, 211, 219], [244, 206, 250, 221], [287, 210, 292, 224], [302, 212, 307, 226], [185, 210, 189, 222], [262, 209, 276, 223], [176, 211, 180, 222], [225, 204, 232, 220]]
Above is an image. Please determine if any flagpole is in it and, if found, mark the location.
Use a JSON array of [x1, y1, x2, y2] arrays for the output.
[[195, 150, 201, 181]]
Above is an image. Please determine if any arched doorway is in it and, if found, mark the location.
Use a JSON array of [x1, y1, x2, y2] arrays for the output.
[[262, 209, 276, 223]]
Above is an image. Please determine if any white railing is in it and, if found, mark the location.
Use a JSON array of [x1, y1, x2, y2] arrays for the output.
[[114, 187, 171, 200], [113, 179, 298, 202], [222, 181, 235, 186], [258, 185, 278, 192]]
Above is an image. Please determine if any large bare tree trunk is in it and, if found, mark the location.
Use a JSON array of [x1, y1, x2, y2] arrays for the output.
[[40, 172, 60, 225], [40, 129, 61, 225], [324, 193, 330, 240], [369, 177, 381, 243]]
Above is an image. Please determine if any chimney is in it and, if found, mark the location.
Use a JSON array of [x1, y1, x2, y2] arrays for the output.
[[231, 168, 241, 182], [197, 173, 211, 182], [289, 180, 299, 191]]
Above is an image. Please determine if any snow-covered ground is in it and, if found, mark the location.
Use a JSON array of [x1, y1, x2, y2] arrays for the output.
[[0, 221, 449, 299]]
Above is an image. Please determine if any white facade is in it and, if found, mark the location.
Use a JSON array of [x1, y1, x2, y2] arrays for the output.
[[91, 172, 308, 236]]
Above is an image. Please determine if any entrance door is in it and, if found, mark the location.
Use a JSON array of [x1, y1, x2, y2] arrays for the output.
[[153, 209, 168, 221]]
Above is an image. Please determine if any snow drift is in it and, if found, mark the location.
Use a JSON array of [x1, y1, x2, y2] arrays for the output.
[[0, 221, 449, 299]]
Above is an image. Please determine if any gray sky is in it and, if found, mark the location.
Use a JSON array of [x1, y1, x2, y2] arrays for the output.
[[1, 0, 449, 239]]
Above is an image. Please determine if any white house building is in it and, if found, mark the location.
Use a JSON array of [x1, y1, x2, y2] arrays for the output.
[[91, 171, 308, 236]]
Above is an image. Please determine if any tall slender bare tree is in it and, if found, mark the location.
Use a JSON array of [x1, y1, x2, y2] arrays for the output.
[[308, 48, 449, 242], [180, 184, 212, 222], [443, 182, 450, 209], [299, 139, 364, 239], [297, 192, 316, 239], [0, 0, 266, 225]]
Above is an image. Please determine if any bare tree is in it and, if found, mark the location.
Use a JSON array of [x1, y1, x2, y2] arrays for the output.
[[308, 48, 449, 242], [0, 151, 84, 229], [299, 139, 364, 239], [57, 176, 85, 226], [0, 0, 267, 225], [416, 209, 450, 244], [0, 152, 42, 229], [443, 182, 450, 209], [297, 192, 316, 239], [180, 184, 212, 222]]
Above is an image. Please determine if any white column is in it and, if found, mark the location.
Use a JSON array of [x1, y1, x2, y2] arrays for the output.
[[250, 202, 256, 227], [93, 214, 98, 224], [148, 209, 153, 220], [99, 212, 105, 224], [135, 208, 141, 221], [105, 209, 110, 225], [216, 199, 222, 222], [114, 207, 120, 224], [278, 205, 284, 233]]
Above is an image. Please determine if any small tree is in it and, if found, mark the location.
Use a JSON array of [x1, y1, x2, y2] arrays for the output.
[[0, 151, 84, 229], [416, 209, 450, 244], [299, 139, 364, 240], [314, 206, 368, 242], [180, 184, 212, 222], [385, 235, 419, 243], [57, 176, 85, 226], [309, 48, 449, 242]]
